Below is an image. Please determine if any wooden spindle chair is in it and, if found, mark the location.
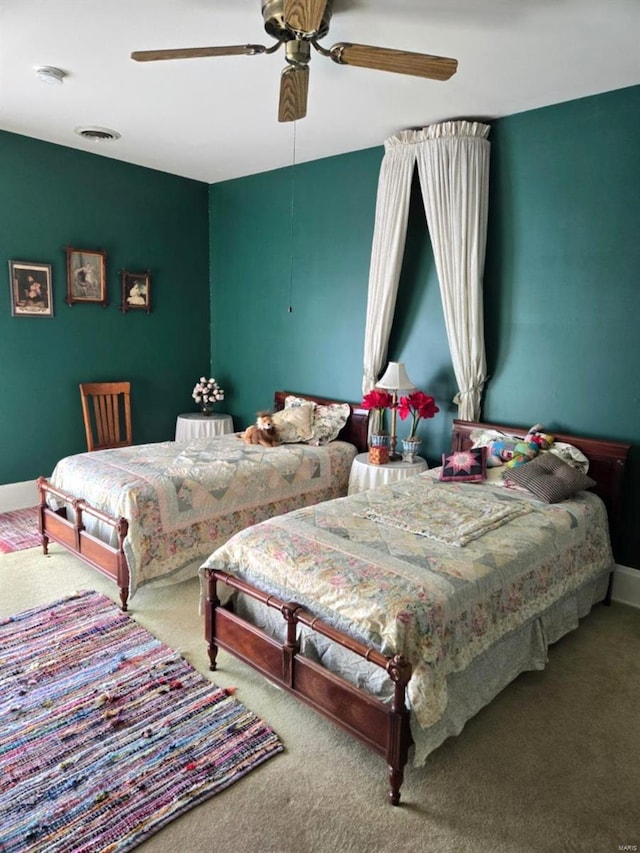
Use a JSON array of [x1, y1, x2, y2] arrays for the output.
[[79, 381, 133, 452]]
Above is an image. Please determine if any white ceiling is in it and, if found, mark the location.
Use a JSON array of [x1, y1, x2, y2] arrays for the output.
[[2, 0, 639, 184]]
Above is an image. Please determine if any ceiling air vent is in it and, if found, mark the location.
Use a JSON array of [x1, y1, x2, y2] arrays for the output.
[[74, 126, 121, 141]]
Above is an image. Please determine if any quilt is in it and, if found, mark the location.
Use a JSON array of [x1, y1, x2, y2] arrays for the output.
[[201, 474, 614, 730], [48, 435, 356, 595]]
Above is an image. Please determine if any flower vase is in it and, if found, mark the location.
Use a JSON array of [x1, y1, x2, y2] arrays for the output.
[[368, 433, 390, 465], [401, 437, 421, 464], [200, 405, 214, 416]]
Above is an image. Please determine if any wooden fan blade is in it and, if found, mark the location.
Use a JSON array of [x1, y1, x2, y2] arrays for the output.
[[131, 45, 266, 62], [283, 0, 328, 34], [329, 43, 458, 80], [278, 65, 309, 122]]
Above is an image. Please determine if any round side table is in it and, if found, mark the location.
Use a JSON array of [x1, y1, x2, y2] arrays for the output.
[[175, 412, 234, 441], [348, 452, 428, 495]]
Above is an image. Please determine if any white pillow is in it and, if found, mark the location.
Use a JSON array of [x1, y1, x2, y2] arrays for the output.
[[272, 403, 315, 443]]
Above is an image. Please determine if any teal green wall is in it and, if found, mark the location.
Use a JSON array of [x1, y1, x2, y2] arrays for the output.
[[210, 84, 639, 568], [0, 131, 210, 485], [3, 84, 638, 567], [483, 85, 640, 567], [209, 152, 454, 460]]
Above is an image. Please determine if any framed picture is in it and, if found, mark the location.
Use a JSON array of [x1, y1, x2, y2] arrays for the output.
[[8, 260, 54, 317], [66, 247, 107, 306], [121, 270, 151, 314]]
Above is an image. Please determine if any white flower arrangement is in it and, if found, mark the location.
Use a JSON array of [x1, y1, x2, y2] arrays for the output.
[[192, 376, 224, 409]]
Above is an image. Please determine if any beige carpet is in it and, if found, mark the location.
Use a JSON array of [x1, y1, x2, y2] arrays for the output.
[[2, 544, 638, 853]]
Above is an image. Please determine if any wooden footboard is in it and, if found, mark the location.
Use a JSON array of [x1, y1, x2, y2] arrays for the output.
[[37, 477, 131, 611], [205, 568, 413, 805]]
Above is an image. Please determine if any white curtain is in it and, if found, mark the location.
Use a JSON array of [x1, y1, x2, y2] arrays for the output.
[[361, 132, 418, 394], [416, 121, 490, 421], [361, 121, 490, 420]]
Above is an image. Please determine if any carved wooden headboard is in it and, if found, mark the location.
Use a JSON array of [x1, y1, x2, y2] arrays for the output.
[[451, 419, 630, 561]]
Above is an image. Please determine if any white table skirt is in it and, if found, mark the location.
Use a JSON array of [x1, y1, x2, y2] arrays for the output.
[[348, 452, 428, 495], [175, 412, 234, 442]]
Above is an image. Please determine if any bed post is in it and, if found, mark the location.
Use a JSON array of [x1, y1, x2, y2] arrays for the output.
[[281, 602, 302, 687], [386, 654, 413, 806], [115, 517, 130, 611], [37, 476, 51, 553], [205, 569, 220, 671]]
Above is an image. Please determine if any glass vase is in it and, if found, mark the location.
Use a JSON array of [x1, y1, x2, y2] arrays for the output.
[[368, 433, 390, 465]]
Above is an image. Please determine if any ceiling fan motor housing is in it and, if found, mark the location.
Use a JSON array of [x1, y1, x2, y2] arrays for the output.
[[261, 0, 333, 41]]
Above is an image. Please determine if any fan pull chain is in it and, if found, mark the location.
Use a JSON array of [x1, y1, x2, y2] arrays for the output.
[[287, 121, 297, 313]]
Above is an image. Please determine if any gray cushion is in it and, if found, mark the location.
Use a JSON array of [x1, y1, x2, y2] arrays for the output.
[[506, 452, 596, 503]]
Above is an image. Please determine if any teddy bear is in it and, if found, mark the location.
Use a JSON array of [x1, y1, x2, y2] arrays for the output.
[[239, 411, 281, 448]]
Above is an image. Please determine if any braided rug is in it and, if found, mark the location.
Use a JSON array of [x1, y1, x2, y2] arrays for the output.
[[0, 590, 283, 852]]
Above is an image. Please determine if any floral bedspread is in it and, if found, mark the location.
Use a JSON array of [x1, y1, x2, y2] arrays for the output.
[[201, 474, 613, 729], [48, 435, 356, 596]]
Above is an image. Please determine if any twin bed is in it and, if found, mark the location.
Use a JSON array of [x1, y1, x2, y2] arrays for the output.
[[37, 394, 629, 806], [37, 391, 369, 610], [200, 418, 629, 805]]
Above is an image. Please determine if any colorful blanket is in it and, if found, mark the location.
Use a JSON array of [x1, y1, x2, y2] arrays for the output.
[[48, 435, 356, 595], [201, 475, 613, 730]]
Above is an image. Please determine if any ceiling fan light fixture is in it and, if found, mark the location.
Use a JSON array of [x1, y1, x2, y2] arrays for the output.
[[34, 66, 66, 86], [131, 0, 457, 122]]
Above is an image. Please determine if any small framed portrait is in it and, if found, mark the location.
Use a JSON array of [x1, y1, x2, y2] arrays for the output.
[[121, 270, 151, 314], [8, 260, 54, 317], [66, 247, 107, 306]]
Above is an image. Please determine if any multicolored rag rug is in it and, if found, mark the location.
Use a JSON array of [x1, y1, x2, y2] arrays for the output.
[[0, 506, 40, 553], [0, 591, 283, 853]]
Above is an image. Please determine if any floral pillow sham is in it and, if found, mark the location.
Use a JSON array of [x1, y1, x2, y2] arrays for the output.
[[284, 395, 350, 445], [272, 402, 315, 443]]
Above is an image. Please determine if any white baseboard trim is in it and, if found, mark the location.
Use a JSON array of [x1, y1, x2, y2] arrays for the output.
[[611, 564, 640, 609], [0, 480, 39, 513]]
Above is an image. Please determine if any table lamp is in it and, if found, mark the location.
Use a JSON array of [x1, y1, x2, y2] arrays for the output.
[[377, 362, 416, 460]]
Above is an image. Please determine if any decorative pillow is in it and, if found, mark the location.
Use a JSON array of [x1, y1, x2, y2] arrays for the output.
[[272, 403, 315, 443], [284, 395, 349, 445], [545, 441, 590, 473], [439, 447, 487, 482], [504, 452, 596, 503], [285, 394, 316, 411], [308, 402, 350, 445]]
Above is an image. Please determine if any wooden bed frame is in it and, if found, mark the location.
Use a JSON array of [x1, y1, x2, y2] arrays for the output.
[[36, 391, 369, 611], [204, 419, 630, 806]]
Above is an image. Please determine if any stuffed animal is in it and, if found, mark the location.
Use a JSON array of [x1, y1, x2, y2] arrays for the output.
[[486, 424, 555, 469], [239, 411, 281, 448]]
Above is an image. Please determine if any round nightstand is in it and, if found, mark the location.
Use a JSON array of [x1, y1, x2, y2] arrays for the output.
[[175, 412, 234, 441], [348, 452, 428, 495]]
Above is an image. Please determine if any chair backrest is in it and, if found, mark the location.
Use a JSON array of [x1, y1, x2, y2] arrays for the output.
[[79, 381, 132, 452]]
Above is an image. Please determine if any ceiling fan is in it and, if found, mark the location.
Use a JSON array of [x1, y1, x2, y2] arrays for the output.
[[131, 0, 458, 123]]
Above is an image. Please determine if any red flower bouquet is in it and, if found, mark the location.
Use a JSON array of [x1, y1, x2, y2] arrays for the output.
[[361, 389, 393, 434], [397, 390, 439, 438]]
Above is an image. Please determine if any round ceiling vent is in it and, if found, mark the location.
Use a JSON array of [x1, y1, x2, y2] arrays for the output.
[[74, 126, 121, 141]]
